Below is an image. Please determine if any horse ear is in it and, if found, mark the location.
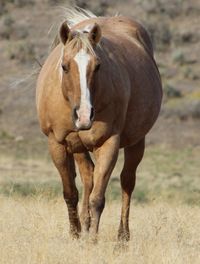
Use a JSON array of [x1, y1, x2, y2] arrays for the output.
[[59, 21, 71, 45], [88, 23, 101, 45]]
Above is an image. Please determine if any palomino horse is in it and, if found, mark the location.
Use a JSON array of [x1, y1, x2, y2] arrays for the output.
[[36, 8, 162, 241]]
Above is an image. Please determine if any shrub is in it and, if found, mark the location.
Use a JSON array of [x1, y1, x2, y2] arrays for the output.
[[93, 1, 109, 16], [0, 14, 14, 39], [13, 0, 35, 7], [75, 0, 88, 8], [0, 14, 29, 40], [147, 22, 171, 51], [0, 0, 8, 15], [175, 31, 195, 44], [172, 50, 185, 65], [163, 98, 200, 120], [182, 67, 199, 80], [164, 84, 182, 99], [189, 101, 200, 119], [7, 40, 35, 63], [0, 130, 14, 140]]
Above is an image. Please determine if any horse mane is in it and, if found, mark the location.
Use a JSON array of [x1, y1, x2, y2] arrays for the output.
[[51, 7, 97, 51], [66, 33, 96, 56], [60, 7, 97, 28]]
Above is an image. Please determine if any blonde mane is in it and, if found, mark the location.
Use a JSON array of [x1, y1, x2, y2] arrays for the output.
[[61, 7, 97, 28], [51, 7, 97, 52], [66, 33, 96, 56]]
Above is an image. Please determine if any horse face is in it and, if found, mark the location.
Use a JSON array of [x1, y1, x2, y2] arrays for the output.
[[59, 22, 101, 130]]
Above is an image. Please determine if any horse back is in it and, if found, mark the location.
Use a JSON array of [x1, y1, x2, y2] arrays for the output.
[[73, 16, 153, 57]]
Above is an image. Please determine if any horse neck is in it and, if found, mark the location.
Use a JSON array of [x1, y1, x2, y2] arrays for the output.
[[92, 48, 115, 111]]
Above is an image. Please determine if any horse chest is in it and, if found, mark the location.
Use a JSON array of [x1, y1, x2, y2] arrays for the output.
[[65, 132, 97, 153], [65, 132, 86, 153], [79, 122, 112, 150], [65, 121, 112, 153]]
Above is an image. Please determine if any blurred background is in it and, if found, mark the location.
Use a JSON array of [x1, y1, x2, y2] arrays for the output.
[[0, 0, 199, 204]]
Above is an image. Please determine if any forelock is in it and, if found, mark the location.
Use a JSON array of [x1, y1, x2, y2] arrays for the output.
[[66, 32, 96, 56]]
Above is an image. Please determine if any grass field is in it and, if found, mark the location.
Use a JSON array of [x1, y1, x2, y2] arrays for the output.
[[0, 144, 200, 263], [1, 143, 200, 204], [1, 197, 200, 264]]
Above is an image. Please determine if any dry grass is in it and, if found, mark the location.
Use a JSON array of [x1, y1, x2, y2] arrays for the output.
[[1, 144, 200, 204], [0, 145, 200, 263], [0, 196, 200, 264]]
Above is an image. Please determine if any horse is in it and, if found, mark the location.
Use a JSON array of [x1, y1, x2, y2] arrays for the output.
[[36, 8, 162, 241]]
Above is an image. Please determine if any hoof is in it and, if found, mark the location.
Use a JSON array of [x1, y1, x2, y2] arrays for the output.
[[113, 240, 129, 255], [118, 231, 130, 242]]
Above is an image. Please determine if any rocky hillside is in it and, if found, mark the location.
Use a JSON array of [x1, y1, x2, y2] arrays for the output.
[[0, 0, 200, 148]]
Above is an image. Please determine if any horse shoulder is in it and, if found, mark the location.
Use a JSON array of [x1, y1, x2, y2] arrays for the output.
[[36, 45, 72, 139]]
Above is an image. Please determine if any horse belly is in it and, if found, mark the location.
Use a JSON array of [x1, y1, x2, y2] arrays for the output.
[[120, 94, 162, 147]]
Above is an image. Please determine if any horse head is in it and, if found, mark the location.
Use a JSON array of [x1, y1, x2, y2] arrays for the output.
[[59, 21, 101, 130]]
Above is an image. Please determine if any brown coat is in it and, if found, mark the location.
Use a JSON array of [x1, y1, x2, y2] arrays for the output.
[[36, 14, 162, 240]]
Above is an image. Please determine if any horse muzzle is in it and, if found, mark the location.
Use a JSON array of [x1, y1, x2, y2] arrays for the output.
[[73, 105, 94, 130]]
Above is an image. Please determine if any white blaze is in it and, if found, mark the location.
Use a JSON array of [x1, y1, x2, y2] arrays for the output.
[[74, 48, 92, 127]]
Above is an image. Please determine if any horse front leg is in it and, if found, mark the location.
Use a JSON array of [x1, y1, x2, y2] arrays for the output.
[[74, 152, 94, 232], [89, 134, 120, 240], [48, 133, 81, 238]]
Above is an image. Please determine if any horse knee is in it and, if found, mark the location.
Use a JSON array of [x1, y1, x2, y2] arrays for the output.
[[89, 195, 105, 214], [84, 179, 93, 193]]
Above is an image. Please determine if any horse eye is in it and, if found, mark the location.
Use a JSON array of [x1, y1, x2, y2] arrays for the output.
[[62, 64, 69, 73], [94, 63, 100, 72]]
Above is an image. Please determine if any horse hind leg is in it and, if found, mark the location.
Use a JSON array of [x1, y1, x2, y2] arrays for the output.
[[74, 152, 94, 233], [118, 138, 145, 241], [48, 133, 81, 238]]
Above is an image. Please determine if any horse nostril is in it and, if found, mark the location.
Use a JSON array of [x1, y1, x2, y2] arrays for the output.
[[73, 107, 79, 121], [90, 107, 95, 121]]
